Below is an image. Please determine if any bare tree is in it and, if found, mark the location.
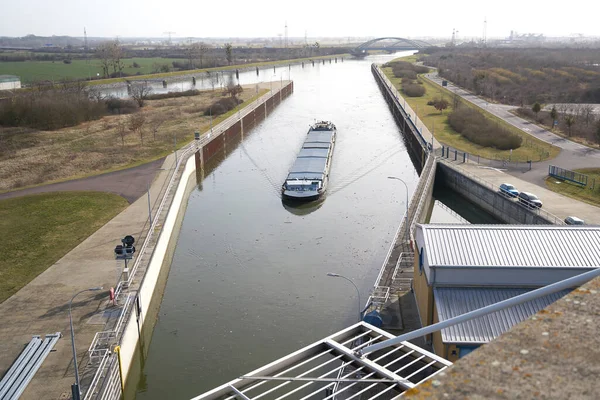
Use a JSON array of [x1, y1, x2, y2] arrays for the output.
[[128, 113, 146, 145], [226, 83, 244, 99], [149, 115, 165, 141], [224, 43, 233, 65], [130, 81, 153, 107], [434, 98, 449, 114], [564, 115, 576, 137], [116, 122, 128, 147], [532, 102, 541, 120], [581, 104, 594, 126], [184, 43, 199, 69], [96, 43, 112, 78], [197, 42, 209, 68], [110, 40, 125, 77], [207, 71, 218, 91]]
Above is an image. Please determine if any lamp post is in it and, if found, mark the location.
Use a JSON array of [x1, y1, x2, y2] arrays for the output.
[[327, 273, 362, 322], [387, 176, 409, 241], [69, 287, 103, 400]]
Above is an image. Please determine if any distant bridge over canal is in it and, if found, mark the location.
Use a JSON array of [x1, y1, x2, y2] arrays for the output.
[[351, 37, 432, 58]]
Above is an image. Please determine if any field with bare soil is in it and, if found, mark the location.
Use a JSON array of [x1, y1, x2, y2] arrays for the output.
[[0, 85, 266, 192]]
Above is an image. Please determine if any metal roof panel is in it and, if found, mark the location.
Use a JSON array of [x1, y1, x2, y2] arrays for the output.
[[434, 287, 570, 343]]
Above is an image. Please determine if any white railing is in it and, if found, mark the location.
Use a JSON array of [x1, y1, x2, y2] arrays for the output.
[[83, 82, 293, 400]]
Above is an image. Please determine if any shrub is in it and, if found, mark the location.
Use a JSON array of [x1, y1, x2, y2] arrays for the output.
[[403, 83, 426, 97], [63, 59, 72, 64], [448, 108, 522, 150], [0, 89, 108, 130], [394, 69, 417, 79], [132, 62, 140, 68], [204, 97, 241, 116], [146, 89, 200, 100], [105, 98, 138, 115]]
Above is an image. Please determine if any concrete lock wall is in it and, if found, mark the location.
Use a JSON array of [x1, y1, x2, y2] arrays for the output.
[[101, 83, 295, 399], [436, 163, 553, 225], [371, 64, 427, 174]]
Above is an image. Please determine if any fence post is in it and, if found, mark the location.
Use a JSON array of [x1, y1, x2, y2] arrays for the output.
[[454, 150, 457, 161], [463, 152, 466, 163]]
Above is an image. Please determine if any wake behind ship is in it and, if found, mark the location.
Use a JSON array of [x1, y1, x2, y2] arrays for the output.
[[282, 121, 337, 202]]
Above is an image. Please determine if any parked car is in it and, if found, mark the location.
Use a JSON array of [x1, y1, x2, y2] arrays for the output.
[[499, 183, 519, 198], [518, 192, 543, 208], [565, 216, 585, 225]]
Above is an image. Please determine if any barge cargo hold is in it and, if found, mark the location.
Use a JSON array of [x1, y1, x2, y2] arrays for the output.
[[281, 121, 337, 202]]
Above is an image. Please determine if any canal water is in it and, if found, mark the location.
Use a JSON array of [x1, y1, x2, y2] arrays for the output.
[[133, 51, 452, 399]]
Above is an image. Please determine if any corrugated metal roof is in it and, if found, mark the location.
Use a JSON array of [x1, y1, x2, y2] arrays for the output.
[[290, 157, 327, 174], [434, 287, 570, 344], [305, 131, 334, 143], [298, 148, 329, 158], [420, 224, 600, 268]]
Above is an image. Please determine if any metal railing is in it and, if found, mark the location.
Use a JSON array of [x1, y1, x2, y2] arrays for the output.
[[83, 82, 293, 400]]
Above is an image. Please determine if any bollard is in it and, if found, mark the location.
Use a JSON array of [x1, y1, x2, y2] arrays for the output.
[[454, 150, 457, 161], [442, 146, 445, 157], [463, 152, 466, 163], [323, 59, 325, 65], [256, 66, 259, 76], [335, 57, 337, 63], [162, 80, 167, 88], [274, 66, 276, 72], [235, 69, 239, 80], [192, 76, 196, 86], [302, 62, 304, 68], [312, 60, 314, 66]]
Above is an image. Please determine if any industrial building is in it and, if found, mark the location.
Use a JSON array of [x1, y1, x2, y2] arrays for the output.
[[0, 75, 21, 91], [413, 224, 600, 361]]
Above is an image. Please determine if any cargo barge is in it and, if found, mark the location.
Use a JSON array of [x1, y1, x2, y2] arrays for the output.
[[282, 121, 336, 202]]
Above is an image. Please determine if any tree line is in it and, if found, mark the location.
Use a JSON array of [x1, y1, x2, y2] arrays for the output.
[[423, 48, 600, 105]]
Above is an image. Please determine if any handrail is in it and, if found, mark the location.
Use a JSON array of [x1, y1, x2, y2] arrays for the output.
[[359, 266, 600, 355], [84, 82, 293, 400]]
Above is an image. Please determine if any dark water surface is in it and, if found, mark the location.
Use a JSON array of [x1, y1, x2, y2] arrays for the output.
[[135, 52, 421, 399]]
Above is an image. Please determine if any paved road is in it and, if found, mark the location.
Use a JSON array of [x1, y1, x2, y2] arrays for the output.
[[0, 158, 166, 204], [426, 73, 600, 156], [424, 73, 600, 186]]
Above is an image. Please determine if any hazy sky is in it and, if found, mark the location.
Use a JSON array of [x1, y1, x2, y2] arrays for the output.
[[3, 0, 598, 39]]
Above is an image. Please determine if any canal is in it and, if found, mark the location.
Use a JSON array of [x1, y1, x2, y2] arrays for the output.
[[133, 51, 452, 399]]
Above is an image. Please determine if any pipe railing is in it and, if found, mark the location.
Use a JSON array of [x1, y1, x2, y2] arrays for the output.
[[359, 266, 600, 356], [83, 82, 293, 400]]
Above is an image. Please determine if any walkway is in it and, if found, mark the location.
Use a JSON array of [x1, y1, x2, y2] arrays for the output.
[[0, 80, 288, 400], [0, 158, 165, 204]]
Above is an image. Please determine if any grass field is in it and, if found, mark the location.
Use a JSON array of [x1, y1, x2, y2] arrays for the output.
[[0, 86, 269, 192], [383, 58, 559, 162], [0, 57, 187, 83], [0, 192, 128, 304], [545, 168, 600, 207], [1, 54, 347, 85]]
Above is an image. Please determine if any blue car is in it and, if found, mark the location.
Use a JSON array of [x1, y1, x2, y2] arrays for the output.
[[499, 183, 519, 198]]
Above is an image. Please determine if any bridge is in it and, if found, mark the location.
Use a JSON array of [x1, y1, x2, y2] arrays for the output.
[[351, 37, 432, 58]]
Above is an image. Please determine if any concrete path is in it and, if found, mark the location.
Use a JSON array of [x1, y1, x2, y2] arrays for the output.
[[0, 158, 165, 204], [0, 153, 176, 399], [0, 80, 288, 399]]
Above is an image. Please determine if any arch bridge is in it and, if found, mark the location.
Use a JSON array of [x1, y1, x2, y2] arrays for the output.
[[352, 37, 432, 57]]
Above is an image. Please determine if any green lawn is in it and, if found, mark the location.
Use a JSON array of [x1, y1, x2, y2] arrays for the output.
[[384, 56, 559, 162], [0, 192, 128, 303], [545, 168, 600, 207], [0, 57, 187, 83], [1, 54, 347, 85]]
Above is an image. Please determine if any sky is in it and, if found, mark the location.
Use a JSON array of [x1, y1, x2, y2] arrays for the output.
[[2, 0, 599, 40]]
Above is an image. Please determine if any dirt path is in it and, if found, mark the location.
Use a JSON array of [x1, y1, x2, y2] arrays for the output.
[[0, 157, 165, 203]]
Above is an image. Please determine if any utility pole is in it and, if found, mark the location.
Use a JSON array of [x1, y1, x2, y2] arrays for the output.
[[164, 31, 176, 46], [483, 17, 487, 46]]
